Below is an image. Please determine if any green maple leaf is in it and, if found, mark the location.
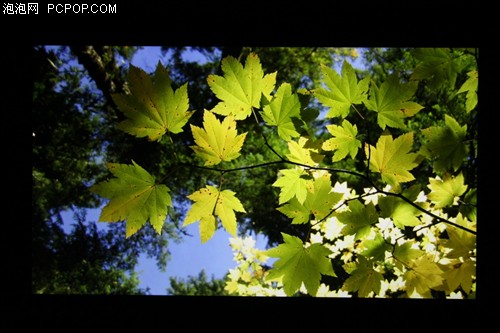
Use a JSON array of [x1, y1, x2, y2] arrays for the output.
[[272, 168, 311, 205], [404, 255, 444, 297], [183, 186, 246, 243], [277, 198, 310, 224], [286, 137, 324, 166], [91, 161, 172, 238], [457, 70, 478, 112], [365, 131, 420, 187], [360, 231, 391, 262], [264, 233, 336, 296], [313, 61, 370, 118], [277, 173, 343, 224], [411, 48, 464, 90], [443, 213, 476, 259], [427, 172, 468, 208], [336, 200, 378, 240], [260, 83, 301, 141], [342, 256, 383, 297], [364, 73, 424, 130], [421, 115, 468, 172], [393, 241, 424, 266], [112, 63, 194, 141], [459, 189, 477, 222], [378, 196, 422, 229], [190, 110, 247, 166], [207, 53, 276, 120], [442, 258, 475, 293], [322, 119, 361, 162]]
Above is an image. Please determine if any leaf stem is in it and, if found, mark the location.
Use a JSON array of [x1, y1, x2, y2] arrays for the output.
[[351, 104, 364, 120]]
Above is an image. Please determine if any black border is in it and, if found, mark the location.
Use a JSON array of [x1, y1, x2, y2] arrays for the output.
[[7, 2, 494, 328]]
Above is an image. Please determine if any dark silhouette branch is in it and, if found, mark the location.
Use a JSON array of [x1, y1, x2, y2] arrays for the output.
[[70, 45, 127, 109]]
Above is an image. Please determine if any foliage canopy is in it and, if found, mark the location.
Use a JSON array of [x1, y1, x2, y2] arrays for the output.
[[90, 48, 477, 298], [34, 46, 477, 298]]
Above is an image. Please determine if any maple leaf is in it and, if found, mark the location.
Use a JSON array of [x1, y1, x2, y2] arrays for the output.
[[190, 110, 247, 166], [427, 172, 468, 208], [183, 186, 246, 243], [443, 213, 476, 259], [207, 53, 276, 120], [459, 189, 477, 223], [286, 137, 324, 166], [342, 255, 383, 297], [277, 173, 343, 224], [404, 255, 444, 297], [91, 161, 172, 238], [364, 73, 424, 130], [313, 61, 370, 118], [322, 119, 361, 162], [421, 115, 468, 172], [393, 241, 424, 263], [260, 83, 301, 141], [365, 131, 420, 187], [457, 70, 478, 112], [442, 258, 475, 293], [112, 62, 194, 141], [411, 48, 464, 90], [378, 196, 422, 229], [272, 168, 311, 205], [336, 200, 378, 240], [264, 233, 336, 296], [360, 231, 391, 262]]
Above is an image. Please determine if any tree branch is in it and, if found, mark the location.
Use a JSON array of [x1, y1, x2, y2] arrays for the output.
[[70, 45, 127, 109], [177, 156, 477, 236]]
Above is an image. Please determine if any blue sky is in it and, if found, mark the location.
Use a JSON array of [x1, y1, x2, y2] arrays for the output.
[[61, 207, 267, 295], [58, 46, 365, 295]]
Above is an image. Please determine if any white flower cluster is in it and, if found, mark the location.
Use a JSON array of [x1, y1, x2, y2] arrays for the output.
[[224, 235, 286, 296]]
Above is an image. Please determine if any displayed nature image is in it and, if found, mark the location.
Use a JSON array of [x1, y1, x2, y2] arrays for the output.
[[33, 46, 477, 298]]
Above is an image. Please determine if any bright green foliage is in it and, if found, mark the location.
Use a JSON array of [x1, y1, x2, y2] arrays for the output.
[[277, 173, 343, 224], [207, 53, 276, 120], [378, 196, 422, 229], [421, 115, 467, 173], [285, 137, 324, 166], [276, 198, 310, 224], [393, 241, 425, 265], [365, 132, 420, 187], [341, 255, 383, 297], [112, 63, 193, 141], [264, 233, 336, 296], [336, 200, 378, 240], [411, 48, 463, 90], [322, 119, 361, 162], [442, 259, 475, 293], [427, 173, 468, 208], [260, 83, 301, 141], [457, 70, 478, 112], [91, 161, 172, 238], [404, 255, 444, 297], [190, 110, 247, 166], [313, 61, 370, 118], [88, 47, 477, 298], [272, 168, 310, 204], [364, 73, 424, 130], [440, 214, 476, 294], [460, 189, 477, 222], [443, 214, 476, 259], [360, 231, 391, 262], [183, 186, 246, 243]]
